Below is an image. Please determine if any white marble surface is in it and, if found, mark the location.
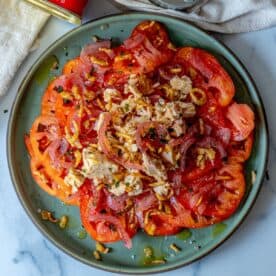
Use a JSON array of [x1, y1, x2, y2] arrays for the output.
[[0, 1, 276, 275]]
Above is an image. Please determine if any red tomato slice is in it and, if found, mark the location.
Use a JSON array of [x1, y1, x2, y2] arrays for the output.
[[79, 184, 137, 245], [175, 161, 245, 221], [156, 198, 217, 228], [226, 102, 255, 141], [143, 212, 181, 236], [198, 91, 228, 129], [228, 134, 254, 163], [62, 57, 82, 75], [175, 47, 235, 106], [131, 20, 173, 54]]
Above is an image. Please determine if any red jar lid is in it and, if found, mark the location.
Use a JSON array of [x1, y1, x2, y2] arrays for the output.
[[49, 0, 88, 16]]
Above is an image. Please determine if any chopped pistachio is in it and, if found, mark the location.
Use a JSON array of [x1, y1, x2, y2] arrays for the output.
[[93, 250, 101, 261], [169, 243, 181, 253], [59, 215, 68, 229], [144, 247, 153, 258], [96, 242, 110, 254], [251, 170, 257, 184], [151, 259, 166, 264], [40, 210, 58, 223]]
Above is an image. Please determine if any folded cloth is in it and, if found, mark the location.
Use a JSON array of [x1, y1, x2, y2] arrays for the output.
[[113, 0, 276, 33], [0, 0, 49, 97]]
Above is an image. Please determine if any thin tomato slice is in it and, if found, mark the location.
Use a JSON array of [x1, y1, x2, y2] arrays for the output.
[[80, 184, 137, 244], [226, 102, 255, 141], [175, 47, 235, 106], [175, 161, 245, 222], [228, 134, 254, 163], [62, 57, 82, 75], [131, 20, 173, 54], [143, 211, 181, 236]]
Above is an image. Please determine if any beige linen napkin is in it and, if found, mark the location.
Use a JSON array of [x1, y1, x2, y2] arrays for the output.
[[114, 0, 276, 33], [0, 0, 49, 97]]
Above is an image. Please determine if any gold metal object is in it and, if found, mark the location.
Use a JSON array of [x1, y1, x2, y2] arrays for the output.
[[24, 0, 81, 25]]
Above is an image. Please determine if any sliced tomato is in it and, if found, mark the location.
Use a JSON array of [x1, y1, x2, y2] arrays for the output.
[[62, 57, 82, 75], [41, 78, 63, 116], [143, 211, 181, 236], [228, 134, 254, 163], [226, 102, 255, 141], [80, 185, 137, 246], [122, 22, 173, 74], [80, 191, 121, 243], [210, 162, 245, 219], [112, 45, 142, 75], [30, 159, 56, 196], [175, 161, 245, 222], [28, 157, 78, 205], [156, 198, 217, 228], [131, 20, 173, 54], [29, 115, 61, 162], [198, 91, 227, 129], [175, 47, 235, 106]]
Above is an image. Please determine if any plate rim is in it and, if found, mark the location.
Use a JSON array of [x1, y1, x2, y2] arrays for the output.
[[7, 12, 269, 274]]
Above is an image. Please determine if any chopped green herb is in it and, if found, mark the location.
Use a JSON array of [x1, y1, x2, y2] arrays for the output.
[[63, 98, 72, 104], [160, 138, 168, 144], [109, 223, 116, 231], [90, 67, 95, 75], [77, 229, 87, 239], [177, 229, 192, 240], [167, 127, 174, 133], [37, 123, 45, 132], [54, 85, 63, 93], [124, 103, 130, 112], [148, 127, 157, 140]]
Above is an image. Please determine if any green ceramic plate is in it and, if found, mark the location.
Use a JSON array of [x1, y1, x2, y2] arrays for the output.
[[7, 13, 268, 274]]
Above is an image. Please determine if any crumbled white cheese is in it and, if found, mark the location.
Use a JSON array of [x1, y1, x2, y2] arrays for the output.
[[165, 102, 195, 120], [172, 119, 186, 137], [136, 106, 152, 120], [127, 143, 138, 152], [162, 146, 175, 165], [124, 75, 142, 98], [170, 75, 192, 100], [128, 74, 138, 86], [124, 174, 143, 196], [109, 182, 126, 196], [120, 97, 136, 114], [81, 147, 118, 181], [153, 182, 170, 197], [142, 154, 167, 181], [114, 119, 136, 138], [103, 88, 119, 102], [128, 84, 142, 98], [94, 112, 105, 132], [196, 147, 216, 169], [93, 177, 102, 186], [154, 101, 195, 124], [64, 168, 84, 193]]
